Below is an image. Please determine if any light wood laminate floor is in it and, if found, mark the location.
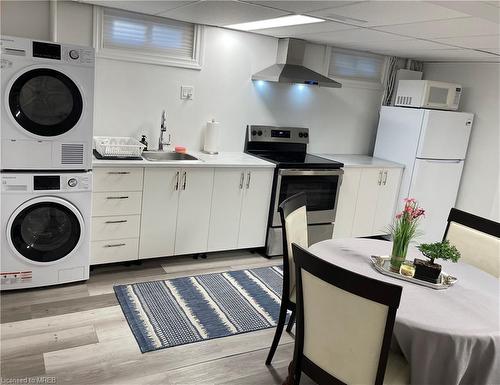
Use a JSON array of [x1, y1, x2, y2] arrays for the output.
[[1, 251, 314, 385]]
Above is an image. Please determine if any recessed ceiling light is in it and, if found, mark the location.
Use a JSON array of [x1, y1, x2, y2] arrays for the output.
[[226, 15, 325, 31]]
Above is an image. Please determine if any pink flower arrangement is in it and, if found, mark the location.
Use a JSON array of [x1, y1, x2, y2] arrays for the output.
[[389, 198, 425, 271]]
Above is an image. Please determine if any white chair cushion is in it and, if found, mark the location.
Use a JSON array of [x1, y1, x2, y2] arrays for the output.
[[383, 352, 410, 385], [446, 222, 500, 278]]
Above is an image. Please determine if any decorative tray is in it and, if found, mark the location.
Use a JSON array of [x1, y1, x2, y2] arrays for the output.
[[370, 256, 457, 290]]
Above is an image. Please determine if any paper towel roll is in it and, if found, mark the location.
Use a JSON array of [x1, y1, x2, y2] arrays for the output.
[[204, 119, 219, 154]]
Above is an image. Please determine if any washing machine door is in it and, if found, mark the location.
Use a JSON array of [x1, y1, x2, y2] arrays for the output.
[[7, 197, 85, 264], [8, 67, 84, 137]]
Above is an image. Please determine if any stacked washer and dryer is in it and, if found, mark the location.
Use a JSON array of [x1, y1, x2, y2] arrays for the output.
[[1, 36, 95, 290]]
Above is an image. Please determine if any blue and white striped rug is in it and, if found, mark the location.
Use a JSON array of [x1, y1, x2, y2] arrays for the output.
[[114, 265, 288, 353]]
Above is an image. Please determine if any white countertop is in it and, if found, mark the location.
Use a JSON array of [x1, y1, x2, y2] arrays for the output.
[[316, 154, 404, 168], [92, 151, 275, 168]]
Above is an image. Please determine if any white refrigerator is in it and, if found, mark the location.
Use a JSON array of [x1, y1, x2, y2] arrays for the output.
[[374, 106, 473, 243]]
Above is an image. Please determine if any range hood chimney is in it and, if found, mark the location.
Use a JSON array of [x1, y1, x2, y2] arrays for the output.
[[252, 38, 341, 88]]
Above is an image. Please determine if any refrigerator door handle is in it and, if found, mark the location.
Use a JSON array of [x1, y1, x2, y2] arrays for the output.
[[418, 159, 462, 163]]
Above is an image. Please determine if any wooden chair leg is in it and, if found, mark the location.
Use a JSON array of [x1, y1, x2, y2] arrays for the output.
[[286, 309, 295, 332], [266, 302, 288, 365]]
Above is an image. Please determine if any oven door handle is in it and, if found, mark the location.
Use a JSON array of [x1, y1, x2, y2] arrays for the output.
[[278, 169, 343, 177]]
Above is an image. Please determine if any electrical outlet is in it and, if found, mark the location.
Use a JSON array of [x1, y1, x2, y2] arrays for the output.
[[181, 86, 194, 100]]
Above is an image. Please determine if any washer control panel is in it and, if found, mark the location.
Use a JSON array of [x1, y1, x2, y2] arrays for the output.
[[1, 172, 92, 193]]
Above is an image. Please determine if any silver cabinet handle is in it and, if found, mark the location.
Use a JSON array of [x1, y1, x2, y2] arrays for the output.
[[246, 172, 251, 189], [377, 171, 383, 186], [104, 243, 126, 248], [107, 171, 130, 175], [182, 171, 187, 190], [106, 196, 129, 200], [239, 172, 245, 189], [105, 220, 127, 224], [175, 171, 180, 191], [383, 171, 388, 186]]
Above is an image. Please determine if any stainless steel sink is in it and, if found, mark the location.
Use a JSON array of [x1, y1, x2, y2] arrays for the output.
[[142, 151, 199, 162]]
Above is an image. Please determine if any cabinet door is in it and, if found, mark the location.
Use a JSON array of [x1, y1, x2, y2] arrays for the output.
[[373, 168, 403, 236], [333, 168, 362, 238], [208, 168, 245, 252], [351, 168, 383, 237], [175, 168, 215, 255], [139, 168, 180, 259], [238, 168, 274, 248]]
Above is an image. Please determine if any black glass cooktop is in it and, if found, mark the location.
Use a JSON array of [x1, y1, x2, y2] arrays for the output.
[[250, 152, 343, 169]]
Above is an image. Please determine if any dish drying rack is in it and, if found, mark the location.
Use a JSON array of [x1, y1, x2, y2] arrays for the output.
[[94, 136, 145, 160]]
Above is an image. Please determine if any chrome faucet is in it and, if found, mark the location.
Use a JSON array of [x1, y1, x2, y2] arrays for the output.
[[158, 110, 171, 151]]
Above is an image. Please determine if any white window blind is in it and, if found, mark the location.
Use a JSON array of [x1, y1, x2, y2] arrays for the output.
[[329, 48, 385, 83], [94, 7, 202, 69]]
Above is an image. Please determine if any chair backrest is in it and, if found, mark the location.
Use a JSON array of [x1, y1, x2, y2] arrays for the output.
[[443, 208, 500, 278], [279, 192, 308, 300], [292, 243, 402, 385]]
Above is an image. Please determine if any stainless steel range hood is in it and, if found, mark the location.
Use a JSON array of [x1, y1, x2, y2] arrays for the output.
[[252, 38, 341, 88]]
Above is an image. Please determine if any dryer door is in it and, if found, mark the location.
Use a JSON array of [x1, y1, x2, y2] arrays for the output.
[[8, 67, 84, 137], [7, 197, 85, 264]]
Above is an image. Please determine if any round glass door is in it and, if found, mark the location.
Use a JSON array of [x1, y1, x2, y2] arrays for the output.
[[8, 198, 84, 263], [8, 68, 83, 137]]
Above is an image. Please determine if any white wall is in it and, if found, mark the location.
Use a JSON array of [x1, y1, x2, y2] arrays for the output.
[[1, 1, 383, 155], [1, 0, 51, 41], [424, 62, 500, 221]]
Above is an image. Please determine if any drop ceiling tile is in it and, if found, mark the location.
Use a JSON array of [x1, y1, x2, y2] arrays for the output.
[[85, 1, 199, 16], [346, 38, 457, 52], [158, 0, 289, 26], [309, 1, 469, 27], [244, 1, 356, 14], [378, 48, 500, 61], [297, 28, 408, 46], [486, 1, 500, 8], [431, 1, 500, 24], [434, 34, 500, 49], [254, 20, 353, 37], [376, 17, 500, 39]]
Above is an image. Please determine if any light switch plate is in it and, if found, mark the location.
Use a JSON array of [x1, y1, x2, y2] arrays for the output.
[[180, 86, 194, 100]]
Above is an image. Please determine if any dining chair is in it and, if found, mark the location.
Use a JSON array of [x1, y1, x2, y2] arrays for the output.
[[443, 208, 500, 278], [266, 192, 308, 365], [290, 243, 410, 385]]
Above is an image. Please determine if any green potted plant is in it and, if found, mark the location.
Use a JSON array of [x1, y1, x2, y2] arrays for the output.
[[415, 240, 461, 283], [389, 198, 425, 272]]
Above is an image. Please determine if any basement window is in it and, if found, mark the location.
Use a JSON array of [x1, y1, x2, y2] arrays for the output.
[[93, 7, 203, 69], [329, 48, 385, 84]]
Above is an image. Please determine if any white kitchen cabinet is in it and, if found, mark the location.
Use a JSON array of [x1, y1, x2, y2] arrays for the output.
[[139, 168, 180, 259], [237, 169, 274, 248], [174, 168, 215, 255], [139, 167, 215, 258], [208, 168, 273, 251], [334, 166, 402, 238]]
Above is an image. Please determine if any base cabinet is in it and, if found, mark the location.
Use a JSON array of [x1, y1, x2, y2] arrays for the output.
[[208, 168, 273, 252], [334, 167, 402, 238]]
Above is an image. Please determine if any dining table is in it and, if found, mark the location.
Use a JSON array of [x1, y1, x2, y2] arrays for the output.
[[303, 238, 500, 385]]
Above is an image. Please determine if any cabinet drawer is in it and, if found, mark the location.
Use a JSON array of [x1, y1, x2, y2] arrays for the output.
[[94, 168, 143, 192], [91, 215, 140, 241], [92, 192, 142, 216], [91, 238, 139, 265]]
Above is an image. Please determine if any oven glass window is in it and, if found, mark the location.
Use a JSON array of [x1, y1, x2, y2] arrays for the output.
[[10, 202, 81, 263], [279, 174, 339, 211], [8, 68, 83, 136]]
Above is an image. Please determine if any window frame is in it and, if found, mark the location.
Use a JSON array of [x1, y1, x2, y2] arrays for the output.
[[93, 6, 204, 70], [328, 47, 387, 90]]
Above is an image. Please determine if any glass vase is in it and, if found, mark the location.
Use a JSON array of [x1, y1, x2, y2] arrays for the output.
[[390, 238, 409, 273]]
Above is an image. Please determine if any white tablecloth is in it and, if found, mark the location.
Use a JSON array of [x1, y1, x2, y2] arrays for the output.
[[308, 238, 500, 385]]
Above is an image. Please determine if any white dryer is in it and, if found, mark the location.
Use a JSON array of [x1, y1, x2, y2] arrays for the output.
[[1, 35, 94, 170], [1, 171, 91, 290]]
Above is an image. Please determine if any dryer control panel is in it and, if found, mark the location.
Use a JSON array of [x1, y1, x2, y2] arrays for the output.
[[1, 172, 92, 193]]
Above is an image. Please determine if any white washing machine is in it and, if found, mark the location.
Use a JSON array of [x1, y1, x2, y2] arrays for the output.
[[1, 171, 91, 290], [1, 35, 94, 170]]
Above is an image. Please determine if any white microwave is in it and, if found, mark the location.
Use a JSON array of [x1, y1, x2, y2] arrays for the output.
[[395, 80, 462, 111]]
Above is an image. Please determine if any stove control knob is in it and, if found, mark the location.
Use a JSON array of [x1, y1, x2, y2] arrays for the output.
[[303, 132, 309, 138], [69, 50, 80, 60], [251, 130, 257, 136], [257, 130, 263, 136], [298, 132, 304, 138], [68, 178, 78, 188]]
